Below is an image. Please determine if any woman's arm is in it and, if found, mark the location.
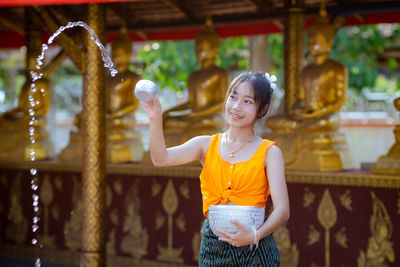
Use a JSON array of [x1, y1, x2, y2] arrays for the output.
[[257, 145, 290, 239], [141, 95, 210, 167]]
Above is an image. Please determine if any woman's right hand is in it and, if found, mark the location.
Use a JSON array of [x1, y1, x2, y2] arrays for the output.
[[141, 94, 163, 122]]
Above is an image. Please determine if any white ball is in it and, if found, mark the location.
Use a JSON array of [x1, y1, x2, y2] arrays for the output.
[[134, 79, 158, 102]]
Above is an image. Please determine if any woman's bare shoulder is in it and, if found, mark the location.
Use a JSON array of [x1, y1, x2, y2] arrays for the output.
[[191, 135, 213, 149], [264, 144, 284, 164]]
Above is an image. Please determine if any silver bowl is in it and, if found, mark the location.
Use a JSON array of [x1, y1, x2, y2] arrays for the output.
[[134, 79, 158, 102], [208, 205, 265, 237]]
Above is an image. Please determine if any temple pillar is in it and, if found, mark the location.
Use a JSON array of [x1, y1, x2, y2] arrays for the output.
[[80, 3, 107, 267], [284, 0, 304, 113]]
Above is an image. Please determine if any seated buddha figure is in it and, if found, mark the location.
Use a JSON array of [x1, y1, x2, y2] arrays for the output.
[[106, 29, 143, 162], [267, 10, 346, 133], [373, 97, 400, 174], [59, 29, 143, 163], [265, 8, 353, 171], [0, 43, 54, 161], [162, 17, 229, 145]]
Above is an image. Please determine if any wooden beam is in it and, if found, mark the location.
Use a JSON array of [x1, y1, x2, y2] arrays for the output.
[[166, 0, 195, 19], [0, 8, 24, 35], [248, 0, 264, 12], [43, 49, 68, 77]]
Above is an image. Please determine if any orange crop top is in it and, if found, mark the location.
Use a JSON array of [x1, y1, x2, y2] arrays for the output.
[[199, 133, 276, 217]]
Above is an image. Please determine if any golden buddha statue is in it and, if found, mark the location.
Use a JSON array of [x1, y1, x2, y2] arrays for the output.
[[0, 26, 54, 161], [59, 28, 143, 163], [264, 5, 353, 171], [162, 17, 230, 146], [372, 97, 400, 174]]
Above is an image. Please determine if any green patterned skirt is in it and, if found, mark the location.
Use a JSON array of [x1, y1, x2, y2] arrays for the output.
[[199, 219, 280, 267]]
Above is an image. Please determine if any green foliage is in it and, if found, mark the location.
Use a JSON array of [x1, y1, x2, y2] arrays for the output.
[[137, 37, 249, 92], [266, 34, 284, 86], [137, 41, 198, 92], [216, 37, 249, 70], [331, 25, 400, 93]]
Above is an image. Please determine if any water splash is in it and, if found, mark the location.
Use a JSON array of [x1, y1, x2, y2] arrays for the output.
[[35, 21, 117, 77], [27, 21, 118, 267]]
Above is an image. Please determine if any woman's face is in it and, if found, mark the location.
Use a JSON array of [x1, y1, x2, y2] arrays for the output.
[[225, 81, 258, 128]]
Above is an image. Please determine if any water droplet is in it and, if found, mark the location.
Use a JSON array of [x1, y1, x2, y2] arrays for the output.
[[32, 238, 37, 245], [33, 216, 40, 223], [34, 206, 39, 212], [35, 258, 41, 267], [30, 169, 38, 175]]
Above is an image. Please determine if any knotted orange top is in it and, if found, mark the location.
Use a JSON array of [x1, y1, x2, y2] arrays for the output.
[[200, 133, 276, 217]]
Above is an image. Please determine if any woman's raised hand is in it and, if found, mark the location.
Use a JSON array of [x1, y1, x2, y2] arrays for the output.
[[141, 94, 163, 122]]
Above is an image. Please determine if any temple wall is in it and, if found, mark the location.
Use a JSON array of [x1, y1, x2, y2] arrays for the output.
[[0, 162, 399, 266]]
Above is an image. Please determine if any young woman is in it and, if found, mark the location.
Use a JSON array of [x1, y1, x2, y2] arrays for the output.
[[142, 71, 289, 266]]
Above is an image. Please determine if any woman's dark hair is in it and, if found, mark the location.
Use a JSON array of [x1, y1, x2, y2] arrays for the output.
[[224, 71, 274, 119]]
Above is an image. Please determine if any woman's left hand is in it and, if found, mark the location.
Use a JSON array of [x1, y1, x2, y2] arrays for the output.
[[217, 220, 254, 247]]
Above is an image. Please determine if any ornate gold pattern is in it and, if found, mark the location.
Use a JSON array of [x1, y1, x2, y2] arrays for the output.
[[51, 205, 59, 220], [176, 213, 186, 232], [121, 179, 148, 259], [358, 192, 395, 267], [274, 225, 299, 267], [6, 172, 27, 245], [303, 187, 315, 207], [317, 189, 337, 267], [2, 162, 399, 189], [110, 210, 119, 226], [157, 180, 183, 263], [113, 178, 123, 195], [308, 225, 320, 246], [179, 180, 190, 199], [335, 227, 348, 249], [54, 175, 63, 190], [152, 178, 162, 196], [64, 175, 82, 251], [80, 4, 107, 267], [155, 211, 166, 229], [339, 190, 353, 211], [38, 174, 56, 248]]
